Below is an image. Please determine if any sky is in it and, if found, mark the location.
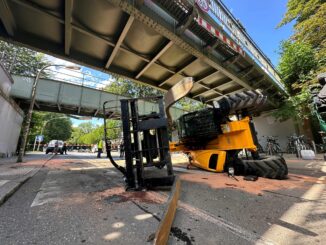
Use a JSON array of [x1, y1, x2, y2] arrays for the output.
[[48, 0, 294, 127], [222, 0, 294, 66]]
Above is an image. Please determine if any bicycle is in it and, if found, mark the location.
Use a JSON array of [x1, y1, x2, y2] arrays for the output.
[[265, 136, 283, 156], [285, 136, 298, 154], [291, 135, 311, 158]]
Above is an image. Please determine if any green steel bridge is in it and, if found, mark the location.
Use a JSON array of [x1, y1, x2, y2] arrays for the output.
[[10, 74, 186, 119]]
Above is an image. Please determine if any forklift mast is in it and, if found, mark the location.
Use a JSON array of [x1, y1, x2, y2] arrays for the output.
[[104, 97, 174, 190]]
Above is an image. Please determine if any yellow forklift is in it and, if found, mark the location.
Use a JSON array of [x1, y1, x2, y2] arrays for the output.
[[167, 78, 288, 179], [104, 78, 287, 191]]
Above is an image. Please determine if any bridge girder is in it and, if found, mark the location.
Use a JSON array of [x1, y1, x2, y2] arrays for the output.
[[0, 0, 284, 108]]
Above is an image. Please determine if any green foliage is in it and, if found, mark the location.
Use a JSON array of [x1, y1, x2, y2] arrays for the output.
[[0, 40, 50, 76], [275, 0, 325, 123], [77, 122, 95, 134], [104, 77, 164, 98], [105, 77, 204, 111], [177, 97, 206, 111], [28, 112, 72, 143], [70, 120, 120, 145], [278, 0, 322, 28], [279, 0, 326, 70], [44, 116, 72, 142], [278, 41, 317, 93], [272, 86, 312, 123], [69, 127, 84, 144], [294, 3, 326, 49], [28, 112, 46, 143]]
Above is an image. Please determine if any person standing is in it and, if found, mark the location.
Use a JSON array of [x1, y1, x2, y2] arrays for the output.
[[120, 141, 124, 158], [97, 139, 103, 158], [54, 140, 59, 155], [62, 142, 67, 155]]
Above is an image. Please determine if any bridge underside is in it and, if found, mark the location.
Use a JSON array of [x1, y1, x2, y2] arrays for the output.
[[0, 0, 285, 108]]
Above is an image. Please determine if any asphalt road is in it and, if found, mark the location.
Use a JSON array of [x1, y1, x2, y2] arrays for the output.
[[0, 152, 325, 244]]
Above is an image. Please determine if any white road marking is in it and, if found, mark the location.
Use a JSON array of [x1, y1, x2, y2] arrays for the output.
[[178, 201, 275, 245], [31, 171, 63, 207], [259, 174, 326, 244], [103, 164, 267, 243], [0, 180, 9, 187], [142, 191, 274, 244], [0, 168, 33, 176]]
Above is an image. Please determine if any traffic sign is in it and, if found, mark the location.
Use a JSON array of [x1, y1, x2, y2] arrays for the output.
[[36, 135, 44, 142]]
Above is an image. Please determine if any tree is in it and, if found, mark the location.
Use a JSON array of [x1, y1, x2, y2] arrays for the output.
[[278, 41, 317, 93], [177, 97, 206, 111], [28, 112, 72, 144], [275, 0, 325, 139], [0, 40, 50, 76], [27, 111, 46, 146], [80, 121, 120, 144], [70, 127, 84, 144], [278, 0, 326, 69], [43, 114, 72, 142], [78, 122, 95, 134], [69, 120, 120, 145], [105, 77, 204, 112], [104, 77, 164, 98], [278, 0, 322, 27]]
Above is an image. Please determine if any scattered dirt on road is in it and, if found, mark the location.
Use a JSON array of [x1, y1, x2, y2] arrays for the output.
[[43, 159, 95, 170], [179, 171, 315, 195], [96, 187, 166, 204]]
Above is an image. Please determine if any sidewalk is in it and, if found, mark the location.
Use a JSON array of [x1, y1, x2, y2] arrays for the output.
[[0, 153, 54, 205]]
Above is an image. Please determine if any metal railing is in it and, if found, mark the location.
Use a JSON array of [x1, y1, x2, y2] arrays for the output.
[[0, 49, 117, 91]]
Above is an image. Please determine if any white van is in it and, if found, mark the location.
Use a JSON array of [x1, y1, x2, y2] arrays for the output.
[[46, 140, 64, 154]]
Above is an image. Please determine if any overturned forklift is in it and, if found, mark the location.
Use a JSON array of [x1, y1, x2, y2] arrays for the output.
[[103, 78, 288, 191], [170, 86, 288, 179]]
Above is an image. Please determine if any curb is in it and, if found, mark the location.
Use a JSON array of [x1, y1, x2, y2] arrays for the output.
[[0, 154, 55, 206], [0, 176, 31, 206]]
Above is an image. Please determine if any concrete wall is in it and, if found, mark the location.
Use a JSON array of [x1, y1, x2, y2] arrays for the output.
[[0, 64, 24, 157], [253, 112, 297, 151]]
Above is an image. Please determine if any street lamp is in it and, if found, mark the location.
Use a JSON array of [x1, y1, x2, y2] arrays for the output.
[[17, 64, 80, 162]]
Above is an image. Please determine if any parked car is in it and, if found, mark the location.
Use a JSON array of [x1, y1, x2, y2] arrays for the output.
[[45, 140, 64, 154]]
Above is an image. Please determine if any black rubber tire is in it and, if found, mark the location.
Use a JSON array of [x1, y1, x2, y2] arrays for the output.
[[227, 90, 267, 113], [237, 156, 288, 179]]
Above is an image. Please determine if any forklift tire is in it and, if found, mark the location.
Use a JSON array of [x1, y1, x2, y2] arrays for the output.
[[238, 156, 288, 179]]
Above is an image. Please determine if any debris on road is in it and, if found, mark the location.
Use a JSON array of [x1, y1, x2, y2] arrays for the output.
[[244, 175, 258, 181]]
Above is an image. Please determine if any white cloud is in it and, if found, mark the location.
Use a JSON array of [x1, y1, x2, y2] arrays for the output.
[[44, 55, 112, 89], [44, 55, 83, 84], [95, 79, 114, 89]]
